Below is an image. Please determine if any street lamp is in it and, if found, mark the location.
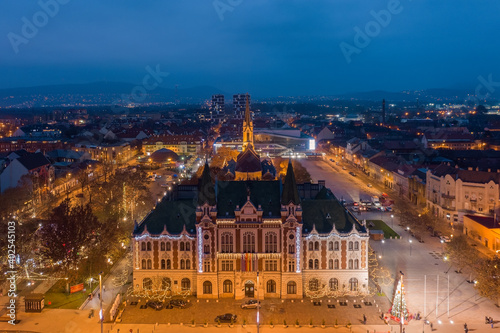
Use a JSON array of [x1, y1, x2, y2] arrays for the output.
[[381, 239, 385, 257], [409, 239, 413, 256], [257, 272, 260, 333], [391, 214, 394, 228], [99, 272, 103, 333]]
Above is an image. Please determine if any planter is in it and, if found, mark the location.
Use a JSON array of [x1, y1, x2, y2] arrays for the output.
[[203, 324, 208, 328], [334, 325, 338, 329], [321, 325, 326, 329], [270, 325, 274, 328], [295, 325, 300, 328], [283, 325, 288, 328]]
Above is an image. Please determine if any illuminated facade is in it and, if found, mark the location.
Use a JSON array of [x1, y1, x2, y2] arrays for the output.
[[131, 161, 369, 299]]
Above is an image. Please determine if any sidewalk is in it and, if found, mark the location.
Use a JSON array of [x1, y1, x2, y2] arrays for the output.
[[81, 251, 132, 319]]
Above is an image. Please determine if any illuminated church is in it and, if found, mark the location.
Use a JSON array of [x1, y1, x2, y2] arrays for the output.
[[132, 100, 369, 299]]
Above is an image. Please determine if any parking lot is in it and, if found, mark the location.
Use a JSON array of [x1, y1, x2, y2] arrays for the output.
[[119, 295, 392, 326]]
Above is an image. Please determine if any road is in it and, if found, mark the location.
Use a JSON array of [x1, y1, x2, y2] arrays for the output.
[[300, 157, 500, 329]]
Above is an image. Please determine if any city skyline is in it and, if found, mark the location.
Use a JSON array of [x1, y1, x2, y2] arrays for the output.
[[1, 1, 500, 97]]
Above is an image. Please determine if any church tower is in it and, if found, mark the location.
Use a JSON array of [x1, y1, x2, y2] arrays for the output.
[[242, 94, 253, 150]]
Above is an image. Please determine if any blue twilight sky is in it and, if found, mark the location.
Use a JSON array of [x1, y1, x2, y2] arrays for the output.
[[0, 0, 499, 97]]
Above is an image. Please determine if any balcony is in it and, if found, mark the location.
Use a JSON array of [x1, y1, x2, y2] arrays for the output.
[[441, 193, 455, 199]]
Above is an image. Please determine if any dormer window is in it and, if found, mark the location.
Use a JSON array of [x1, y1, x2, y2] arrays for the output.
[[326, 213, 331, 219]]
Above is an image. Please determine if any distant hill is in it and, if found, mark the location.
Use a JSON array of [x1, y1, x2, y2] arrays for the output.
[[0, 82, 226, 107]]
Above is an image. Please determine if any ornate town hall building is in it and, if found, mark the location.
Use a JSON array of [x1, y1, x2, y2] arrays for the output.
[[132, 105, 369, 299]]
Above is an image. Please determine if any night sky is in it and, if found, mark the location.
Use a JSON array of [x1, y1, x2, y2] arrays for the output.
[[1, 0, 499, 97]]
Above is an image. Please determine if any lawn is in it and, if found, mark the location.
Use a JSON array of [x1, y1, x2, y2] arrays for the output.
[[367, 220, 399, 239], [44, 280, 92, 309]]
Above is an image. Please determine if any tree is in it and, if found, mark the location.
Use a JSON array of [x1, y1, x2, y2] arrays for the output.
[[446, 235, 479, 271], [475, 256, 500, 305], [38, 199, 100, 272], [390, 275, 410, 323]]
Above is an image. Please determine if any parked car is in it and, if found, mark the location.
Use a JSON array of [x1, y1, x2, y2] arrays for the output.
[[146, 301, 164, 311], [342, 166, 346, 170], [169, 299, 187, 308], [215, 313, 237, 323], [349, 171, 356, 177], [439, 236, 451, 243], [367, 183, 372, 188], [351, 206, 359, 212], [241, 299, 260, 309]]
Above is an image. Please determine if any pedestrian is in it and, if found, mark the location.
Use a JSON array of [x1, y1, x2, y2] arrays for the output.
[[430, 322, 433, 331], [98, 293, 100, 299], [103, 285, 106, 292], [464, 323, 468, 333], [363, 314, 367, 324], [492, 321, 494, 329]]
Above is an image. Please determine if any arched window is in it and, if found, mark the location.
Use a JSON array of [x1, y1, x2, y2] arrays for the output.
[[349, 278, 358, 291], [221, 232, 233, 253], [287, 281, 297, 294], [160, 242, 165, 251], [161, 277, 171, 290], [267, 280, 276, 293], [147, 242, 151, 251], [180, 259, 185, 269], [180, 242, 185, 251], [181, 278, 190, 291], [288, 244, 295, 254], [185, 242, 190, 251], [328, 259, 333, 269], [141, 242, 146, 251], [186, 259, 191, 270], [334, 241, 339, 251], [143, 278, 152, 290], [204, 244, 210, 254], [309, 278, 319, 291], [329, 278, 339, 291], [308, 242, 313, 251], [265, 232, 278, 253], [166, 259, 171, 269], [243, 232, 255, 253], [203, 281, 212, 294], [223, 280, 233, 293], [348, 241, 353, 251], [354, 241, 359, 251], [147, 259, 152, 269], [354, 259, 359, 269], [141, 259, 146, 269], [308, 259, 313, 269], [166, 242, 171, 251], [348, 259, 353, 269], [334, 259, 339, 269], [314, 259, 319, 269], [328, 242, 333, 251], [161, 259, 165, 269], [314, 241, 319, 251]]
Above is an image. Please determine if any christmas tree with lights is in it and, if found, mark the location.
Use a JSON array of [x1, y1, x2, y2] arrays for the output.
[[390, 274, 409, 323]]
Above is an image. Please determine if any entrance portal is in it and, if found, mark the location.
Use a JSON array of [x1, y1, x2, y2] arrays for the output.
[[244, 281, 255, 298]]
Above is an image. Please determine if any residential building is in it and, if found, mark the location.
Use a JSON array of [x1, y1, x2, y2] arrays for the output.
[[463, 215, 500, 253], [426, 164, 500, 224], [143, 134, 204, 157]]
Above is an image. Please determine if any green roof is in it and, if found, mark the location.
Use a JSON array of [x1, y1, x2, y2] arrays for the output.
[[134, 199, 196, 235], [216, 180, 281, 217]]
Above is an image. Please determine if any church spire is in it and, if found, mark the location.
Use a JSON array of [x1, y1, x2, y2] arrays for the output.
[[242, 93, 253, 149], [281, 160, 300, 205], [198, 160, 216, 206]]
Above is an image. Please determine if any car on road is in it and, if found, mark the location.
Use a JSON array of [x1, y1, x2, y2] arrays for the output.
[[215, 313, 237, 323], [241, 299, 260, 309], [351, 206, 359, 212], [342, 166, 346, 170], [146, 301, 164, 311], [439, 236, 451, 243], [367, 183, 372, 187], [349, 172, 356, 176], [169, 299, 187, 308]]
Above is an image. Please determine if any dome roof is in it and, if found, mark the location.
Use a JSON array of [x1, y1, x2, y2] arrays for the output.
[[151, 148, 179, 163]]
